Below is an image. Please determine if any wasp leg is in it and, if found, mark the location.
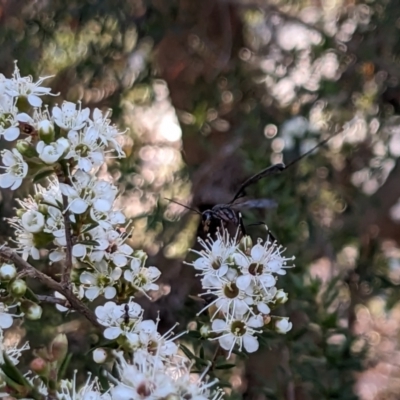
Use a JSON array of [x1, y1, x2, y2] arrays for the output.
[[246, 221, 278, 243], [238, 212, 247, 236]]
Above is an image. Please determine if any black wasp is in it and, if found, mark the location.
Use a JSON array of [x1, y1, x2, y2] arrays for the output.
[[167, 133, 337, 239]]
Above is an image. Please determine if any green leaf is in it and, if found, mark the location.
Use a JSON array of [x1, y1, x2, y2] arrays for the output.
[[33, 169, 55, 183], [1, 353, 33, 388], [79, 240, 100, 246], [199, 345, 205, 359], [180, 344, 196, 360], [58, 352, 72, 380], [215, 363, 236, 370], [81, 222, 99, 233], [24, 287, 40, 303], [186, 330, 201, 339]]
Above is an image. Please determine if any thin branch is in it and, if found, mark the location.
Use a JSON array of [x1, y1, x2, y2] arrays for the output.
[[36, 295, 70, 308], [0, 246, 102, 329], [61, 194, 74, 287]]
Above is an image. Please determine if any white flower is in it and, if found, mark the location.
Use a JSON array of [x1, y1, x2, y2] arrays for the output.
[[0, 263, 17, 280], [7, 219, 40, 260], [89, 108, 125, 157], [54, 292, 69, 313], [211, 314, 263, 357], [187, 229, 239, 280], [36, 138, 69, 164], [37, 179, 63, 207], [0, 95, 32, 141], [251, 284, 277, 315], [90, 208, 126, 230], [0, 303, 22, 329], [44, 206, 65, 240], [199, 271, 253, 320], [66, 128, 104, 172], [52, 101, 90, 131], [57, 374, 111, 400], [135, 318, 181, 364], [174, 369, 223, 400], [24, 372, 48, 397], [234, 252, 276, 291], [90, 229, 133, 267], [275, 317, 293, 334], [274, 289, 289, 305], [235, 239, 295, 280], [93, 348, 107, 364], [21, 210, 45, 233], [59, 171, 117, 215], [4, 63, 54, 107], [95, 299, 143, 342], [124, 258, 161, 294], [37, 119, 54, 137], [0, 149, 28, 190], [0, 328, 30, 365], [79, 260, 122, 301], [111, 352, 176, 400]]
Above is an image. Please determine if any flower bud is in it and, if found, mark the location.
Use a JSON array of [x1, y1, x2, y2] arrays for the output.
[[16, 140, 38, 158], [50, 333, 68, 363], [93, 348, 108, 364], [30, 357, 49, 377], [274, 317, 293, 334], [34, 193, 44, 203], [0, 264, 17, 281], [9, 279, 27, 297], [16, 96, 30, 112], [200, 324, 211, 338], [38, 204, 48, 215], [274, 289, 288, 305], [38, 120, 55, 143], [21, 210, 45, 233], [164, 396, 180, 400], [239, 235, 253, 254], [133, 250, 147, 263], [15, 209, 25, 218], [24, 303, 42, 320]]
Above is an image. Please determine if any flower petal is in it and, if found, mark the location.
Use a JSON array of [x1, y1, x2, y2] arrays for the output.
[[243, 335, 259, 353]]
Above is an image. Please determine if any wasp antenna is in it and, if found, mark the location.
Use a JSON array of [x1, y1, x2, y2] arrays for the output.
[[284, 130, 342, 170], [230, 131, 342, 203], [231, 163, 286, 203], [164, 198, 201, 215]]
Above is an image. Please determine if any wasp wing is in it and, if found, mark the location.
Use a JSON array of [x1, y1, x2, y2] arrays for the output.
[[230, 198, 278, 210]]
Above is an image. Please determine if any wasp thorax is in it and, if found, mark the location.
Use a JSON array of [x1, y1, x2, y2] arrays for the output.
[[231, 320, 246, 336], [223, 282, 239, 298], [248, 262, 263, 276]]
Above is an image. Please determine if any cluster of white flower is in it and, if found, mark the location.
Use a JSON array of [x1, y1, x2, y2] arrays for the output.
[[0, 62, 297, 399], [0, 64, 160, 305], [187, 229, 294, 356], [0, 64, 125, 190], [92, 296, 225, 399], [95, 298, 181, 363], [57, 373, 111, 400], [6, 177, 161, 302], [110, 351, 223, 400]]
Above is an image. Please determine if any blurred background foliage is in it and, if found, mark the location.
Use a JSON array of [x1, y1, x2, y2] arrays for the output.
[[2, 0, 400, 398]]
